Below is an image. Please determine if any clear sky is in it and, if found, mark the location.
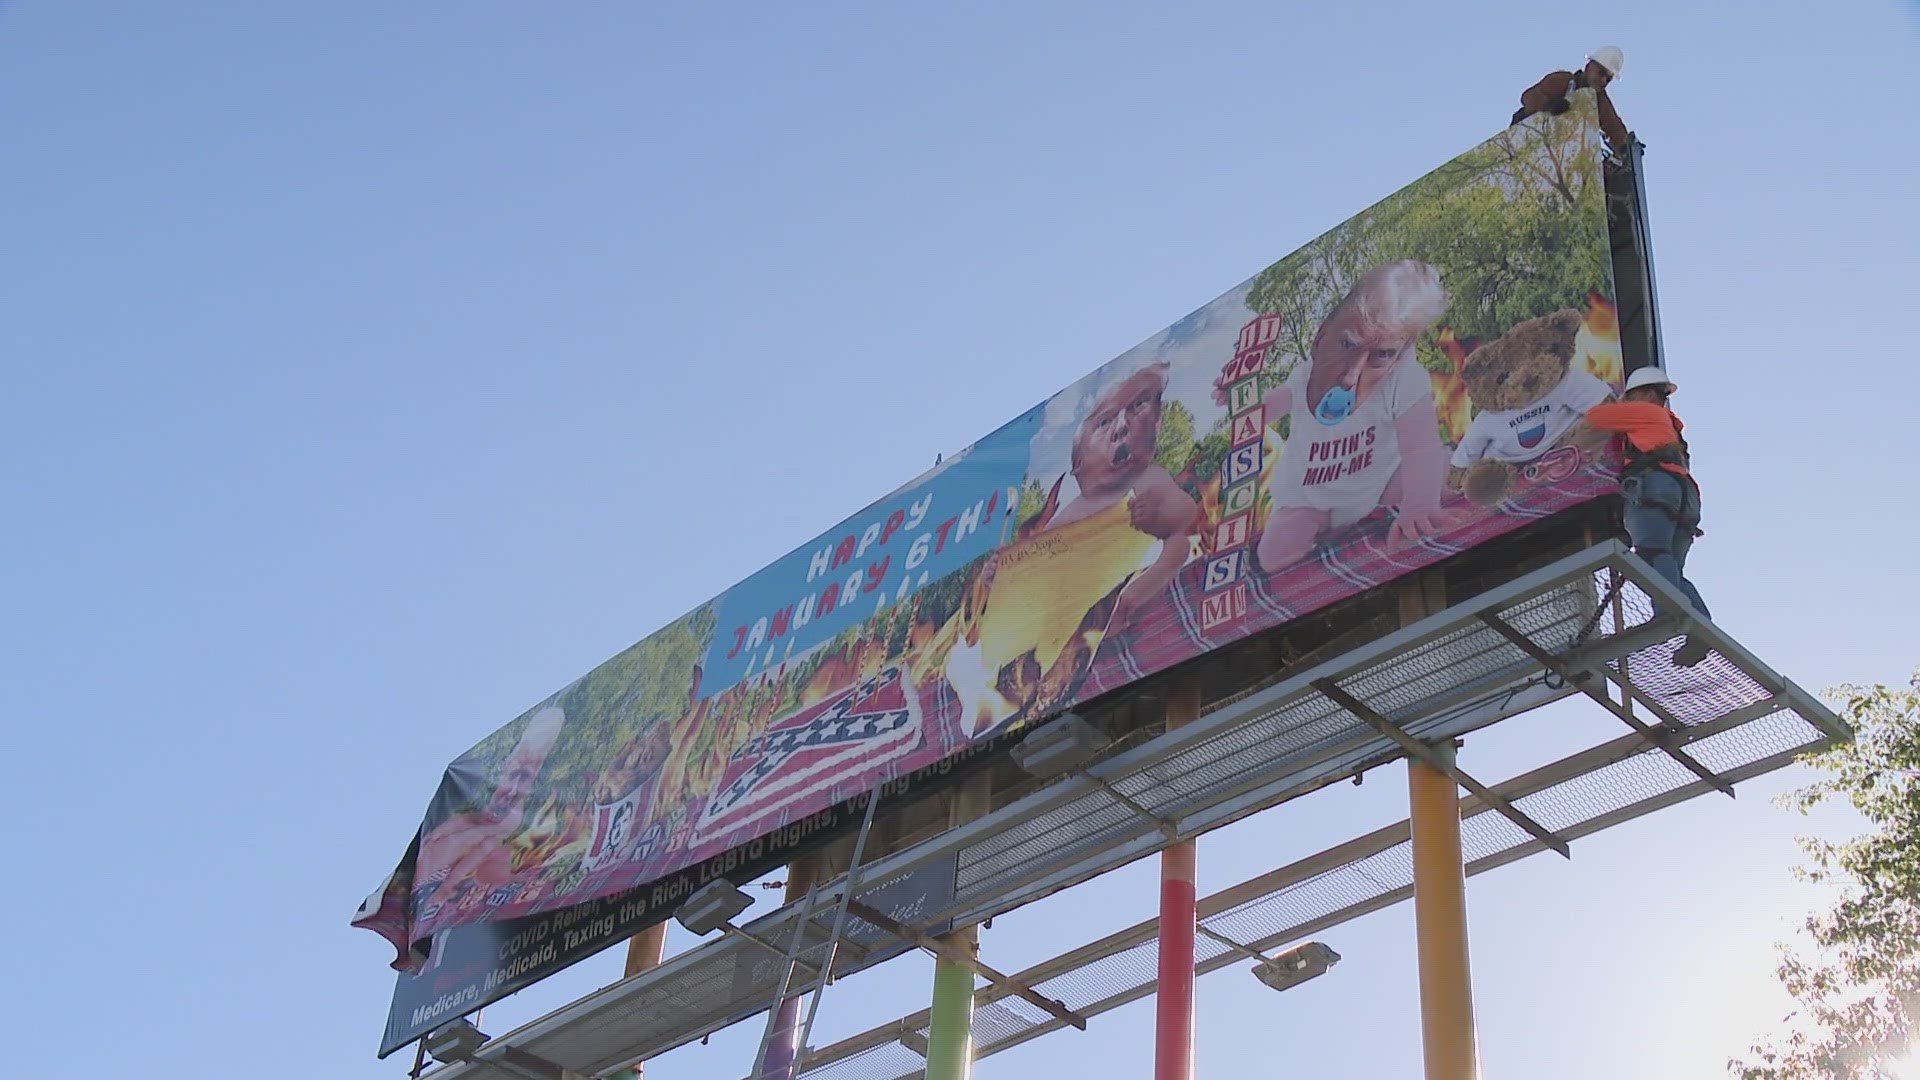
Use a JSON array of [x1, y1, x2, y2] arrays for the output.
[[5, 2, 1918, 1077]]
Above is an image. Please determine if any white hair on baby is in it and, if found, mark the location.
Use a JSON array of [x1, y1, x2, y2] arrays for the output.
[[515, 705, 566, 755], [1339, 259, 1449, 339]]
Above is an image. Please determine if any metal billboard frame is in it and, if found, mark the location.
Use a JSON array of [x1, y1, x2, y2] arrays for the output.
[[417, 541, 1847, 1079], [375, 108, 1666, 1064]]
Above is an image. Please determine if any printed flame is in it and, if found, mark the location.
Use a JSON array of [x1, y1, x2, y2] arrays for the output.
[[1016, 475, 1065, 540], [933, 497, 1149, 736], [1197, 475, 1225, 541], [1431, 328, 1476, 445], [953, 650, 1026, 737], [510, 795, 577, 873], [1258, 422, 1282, 505], [1577, 292, 1623, 387]]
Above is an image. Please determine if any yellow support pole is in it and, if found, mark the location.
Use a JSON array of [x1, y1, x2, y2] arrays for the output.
[[1407, 743, 1478, 1080], [1399, 572, 1477, 1080]]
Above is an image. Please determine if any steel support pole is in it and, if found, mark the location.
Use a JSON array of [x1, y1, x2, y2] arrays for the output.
[[626, 922, 668, 978], [1155, 677, 1202, 1080], [926, 945, 976, 1079], [1398, 573, 1478, 1080], [616, 923, 669, 1079], [925, 774, 992, 1080], [758, 857, 822, 1080], [1408, 741, 1478, 1080]]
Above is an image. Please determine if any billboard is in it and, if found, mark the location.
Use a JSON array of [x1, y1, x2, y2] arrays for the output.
[[360, 94, 1622, 1048], [374, 806, 963, 1055]]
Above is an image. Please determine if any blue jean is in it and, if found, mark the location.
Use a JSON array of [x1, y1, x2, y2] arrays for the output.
[[1622, 469, 1710, 619]]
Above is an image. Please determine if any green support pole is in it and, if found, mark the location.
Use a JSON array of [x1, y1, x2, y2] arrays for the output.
[[924, 774, 990, 1080], [925, 947, 977, 1080]]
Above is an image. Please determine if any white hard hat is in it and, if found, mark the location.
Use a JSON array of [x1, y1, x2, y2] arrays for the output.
[[1588, 45, 1625, 78], [1624, 366, 1674, 394]]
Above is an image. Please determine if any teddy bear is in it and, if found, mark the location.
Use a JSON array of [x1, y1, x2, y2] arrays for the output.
[[1446, 308, 1616, 507]]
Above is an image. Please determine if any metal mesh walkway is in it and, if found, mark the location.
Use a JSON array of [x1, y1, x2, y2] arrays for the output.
[[421, 542, 1847, 1080], [793, 694, 1826, 1079]]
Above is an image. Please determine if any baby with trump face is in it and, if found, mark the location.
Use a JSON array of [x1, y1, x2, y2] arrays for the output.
[[1255, 260, 1458, 572], [939, 362, 1200, 736], [1045, 362, 1199, 627]]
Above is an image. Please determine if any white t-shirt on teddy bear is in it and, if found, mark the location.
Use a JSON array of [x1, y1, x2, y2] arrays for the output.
[[1450, 368, 1614, 467]]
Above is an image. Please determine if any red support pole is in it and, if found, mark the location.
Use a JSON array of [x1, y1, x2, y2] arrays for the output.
[[1155, 839, 1198, 1080], [1155, 678, 1202, 1080]]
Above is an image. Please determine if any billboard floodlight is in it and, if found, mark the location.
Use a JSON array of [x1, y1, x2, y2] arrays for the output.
[[677, 879, 754, 936], [1253, 941, 1341, 994], [1011, 712, 1110, 777], [424, 1017, 488, 1064]]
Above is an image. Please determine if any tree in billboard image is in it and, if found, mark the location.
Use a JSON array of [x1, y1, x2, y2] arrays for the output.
[[1238, 93, 1618, 570], [357, 93, 1630, 990], [537, 604, 719, 883], [1247, 99, 1609, 360], [848, 93, 1624, 769], [353, 603, 718, 960], [1011, 91, 1626, 703]]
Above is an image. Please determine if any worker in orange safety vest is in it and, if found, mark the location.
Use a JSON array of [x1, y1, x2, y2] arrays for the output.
[[1586, 366, 1712, 667]]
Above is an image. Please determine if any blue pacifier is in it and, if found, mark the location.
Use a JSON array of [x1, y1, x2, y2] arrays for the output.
[[1314, 384, 1356, 425]]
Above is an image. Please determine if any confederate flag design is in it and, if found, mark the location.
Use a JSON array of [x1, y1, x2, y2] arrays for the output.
[[691, 665, 922, 847]]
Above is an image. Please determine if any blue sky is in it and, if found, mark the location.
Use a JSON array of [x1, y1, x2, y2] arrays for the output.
[[5, 2, 1918, 1077]]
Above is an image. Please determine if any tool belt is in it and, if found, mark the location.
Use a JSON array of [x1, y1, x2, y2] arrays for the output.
[[1621, 453, 1702, 538], [1622, 436, 1689, 477]]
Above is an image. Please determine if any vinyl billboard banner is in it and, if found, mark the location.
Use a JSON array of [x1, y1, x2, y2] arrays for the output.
[[375, 820, 963, 1055], [360, 96, 1622, 1048]]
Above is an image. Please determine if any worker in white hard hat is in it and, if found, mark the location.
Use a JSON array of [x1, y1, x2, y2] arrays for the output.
[[1511, 46, 1631, 153], [1585, 367, 1713, 666]]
